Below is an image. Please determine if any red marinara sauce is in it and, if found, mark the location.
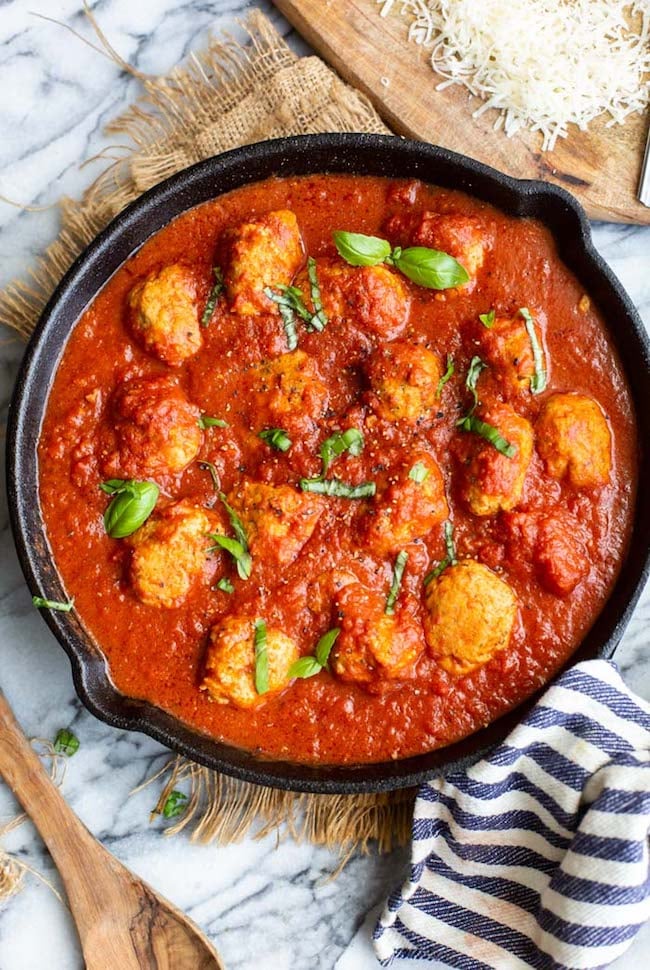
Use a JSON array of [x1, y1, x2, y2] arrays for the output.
[[38, 175, 637, 765]]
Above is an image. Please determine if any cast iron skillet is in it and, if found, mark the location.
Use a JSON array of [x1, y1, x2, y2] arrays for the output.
[[7, 134, 650, 793]]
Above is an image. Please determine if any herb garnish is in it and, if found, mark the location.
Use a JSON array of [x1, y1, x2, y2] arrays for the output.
[[254, 619, 269, 695], [201, 267, 224, 327], [300, 479, 376, 499], [409, 461, 430, 484], [300, 428, 374, 498], [259, 428, 292, 453], [436, 355, 455, 396], [161, 790, 188, 819], [333, 230, 469, 290], [100, 479, 159, 538], [265, 273, 328, 349], [307, 256, 328, 329], [385, 550, 409, 615], [215, 576, 234, 594], [53, 729, 80, 756], [32, 596, 74, 612], [424, 521, 458, 585], [289, 628, 341, 680], [198, 460, 220, 490], [198, 415, 228, 429], [455, 358, 516, 458], [201, 466, 252, 580], [519, 307, 547, 394], [320, 428, 364, 475], [479, 309, 496, 329]]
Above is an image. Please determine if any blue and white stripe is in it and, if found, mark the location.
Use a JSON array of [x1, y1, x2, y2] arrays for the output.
[[374, 661, 650, 968]]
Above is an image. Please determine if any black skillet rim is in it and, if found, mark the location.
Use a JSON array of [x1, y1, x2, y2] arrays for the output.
[[7, 133, 650, 794]]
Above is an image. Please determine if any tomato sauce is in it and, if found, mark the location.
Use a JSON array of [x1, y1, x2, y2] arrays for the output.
[[38, 175, 638, 764]]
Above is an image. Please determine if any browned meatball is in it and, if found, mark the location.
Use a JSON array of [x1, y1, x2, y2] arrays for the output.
[[364, 452, 448, 556], [247, 350, 329, 438], [296, 257, 410, 339], [100, 376, 202, 480], [457, 403, 534, 517], [128, 264, 201, 366], [424, 560, 517, 676], [331, 583, 423, 691], [366, 342, 442, 424], [477, 311, 545, 397], [228, 480, 324, 569], [536, 393, 611, 488], [202, 616, 299, 708], [127, 500, 222, 608], [222, 209, 304, 316]]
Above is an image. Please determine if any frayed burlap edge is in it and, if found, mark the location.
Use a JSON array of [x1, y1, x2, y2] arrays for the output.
[[0, 11, 413, 855]]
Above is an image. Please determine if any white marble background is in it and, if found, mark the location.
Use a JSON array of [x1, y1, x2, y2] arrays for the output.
[[0, 2, 648, 968]]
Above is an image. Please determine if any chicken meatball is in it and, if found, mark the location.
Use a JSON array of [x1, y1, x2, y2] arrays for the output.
[[221, 209, 304, 316], [536, 393, 611, 488], [249, 350, 329, 437], [229, 480, 324, 569], [202, 616, 299, 708], [364, 452, 448, 556], [477, 311, 545, 397], [366, 342, 442, 424], [128, 264, 201, 366], [458, 403, 534, 517], [331, 584, 423, 690], [127, 500, 220, 609], [100, 376, 202, 480], [424, 560, 517, 676], [296, 258, 410, 339], [409, 212, 492, 291]]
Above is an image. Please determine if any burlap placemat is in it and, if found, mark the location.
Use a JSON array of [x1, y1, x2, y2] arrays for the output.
[[1, 10, 415, 856]]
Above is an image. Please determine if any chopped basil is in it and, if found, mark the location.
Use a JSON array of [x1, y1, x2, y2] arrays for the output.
[[254, 619, 269, 695], [458, 414, 517, 458], [198, 460, 220, 490], [207, 535, 252, 580], [218, 493, 248, 549], [161, 790, 188, 819], [32, 596, 74, 613], [299, 478, 376, 499], [307, 256, 328, 330], [385, 550, 408, 616], [436, 355, 455, 396], [101, 479, 159, 539], [519, 307, 547, 394], [333, 231, 469, 290], [266, 285, 312, 322], [479, 309, 496, 329], [198, 415, 228, 429], [464, 356, 486, 413], [259, 428, 292, 453], [54, 728, 79, 757], [215, 577, 234, 594], [289, 627, 341, 679], [332, 230, 392, 266], [321, 428, 364, 475], [424, 521, 457, 584], [201, 266, 224, 327], [409, 461, 430, 483]]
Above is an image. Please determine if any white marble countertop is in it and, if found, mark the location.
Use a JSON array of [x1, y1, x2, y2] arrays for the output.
[[0, 2, 648, 968]]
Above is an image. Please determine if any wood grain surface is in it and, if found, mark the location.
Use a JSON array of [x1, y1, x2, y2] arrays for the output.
[[0, 690, 224, 970], [274, 0, 650, 224]]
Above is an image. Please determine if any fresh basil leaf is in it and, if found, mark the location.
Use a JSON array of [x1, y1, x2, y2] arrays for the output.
[[198, 460, 220, 490], [161, 790, 188, 819], [307, 256, 327, 330], [457, 356, 486, 420], [265, 287, 299, 350], [215, 577, 234, 594], [254, 619, 269, 695], [99, 479, 127, 494], [424, 558, 449, 585], [443, 520, 457, 565], [198, 415, 228, 429], [218, 493, 248, 550], [289, 655, 323, 680], [458, 415, 516, 458], [519, 307, 547, 394], [32, 596, 74, 612], [332, 230, 392, 267], [315, 627, 340, 667], [479, 309, 496, 329], [299, 478, 375, 499], [409, 461, 430, 484], [208, 534, 252, 580], [436, 355, 455, 396], [53, 728, 79, 756], [259, 428, 292, 453], [320, 428, 364, 475], [385, 550, 408, 616], [392, 246, 469, 290], [102, 480, 159, 539], [201, 266, 224, 327]]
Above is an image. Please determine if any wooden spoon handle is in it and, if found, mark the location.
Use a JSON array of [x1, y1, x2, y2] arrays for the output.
[[0, 690, 106, 890]]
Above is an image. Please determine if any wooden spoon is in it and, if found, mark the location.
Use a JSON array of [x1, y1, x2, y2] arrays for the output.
[[0, 690, 224, 969]]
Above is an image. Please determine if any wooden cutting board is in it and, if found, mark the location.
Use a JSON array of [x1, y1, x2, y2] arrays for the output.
[[274, 0, 650, 224]]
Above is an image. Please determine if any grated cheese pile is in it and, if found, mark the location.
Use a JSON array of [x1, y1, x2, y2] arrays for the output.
[[378, 0, 650, 151]]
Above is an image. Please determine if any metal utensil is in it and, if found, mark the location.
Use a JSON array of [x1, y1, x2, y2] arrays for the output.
[[638, 120, 650, 207]]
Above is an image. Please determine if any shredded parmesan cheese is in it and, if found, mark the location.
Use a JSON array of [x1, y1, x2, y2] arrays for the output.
[[378, 0, 650, 151]]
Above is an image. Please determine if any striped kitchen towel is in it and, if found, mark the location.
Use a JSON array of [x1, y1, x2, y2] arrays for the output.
[[374, 660, 650, 969]]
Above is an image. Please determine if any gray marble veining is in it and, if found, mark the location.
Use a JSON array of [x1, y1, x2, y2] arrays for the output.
[[0, 2, 648, 967]]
